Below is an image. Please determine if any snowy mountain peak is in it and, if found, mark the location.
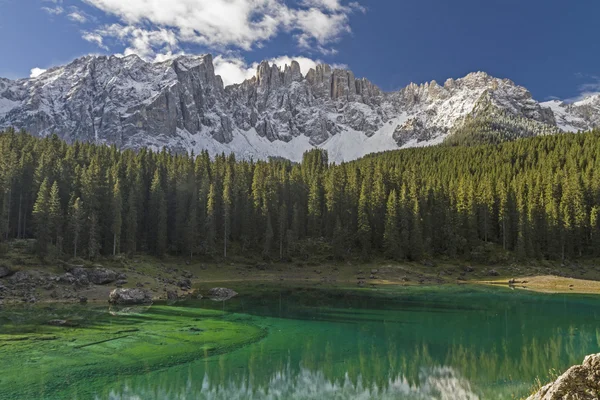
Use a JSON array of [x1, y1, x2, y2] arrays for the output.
[[1, 54, 599, 162]]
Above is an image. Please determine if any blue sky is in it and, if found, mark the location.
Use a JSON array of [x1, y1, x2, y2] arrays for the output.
[[1, 0, 599, 102]]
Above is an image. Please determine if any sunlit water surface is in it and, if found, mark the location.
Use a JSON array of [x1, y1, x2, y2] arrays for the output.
[[1, 285, 600, 399]]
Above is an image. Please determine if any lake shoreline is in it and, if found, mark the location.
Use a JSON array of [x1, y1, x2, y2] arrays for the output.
[[3, 240, 600, 304], [475, 275, 600, 295], [2, 259, 600, 305]]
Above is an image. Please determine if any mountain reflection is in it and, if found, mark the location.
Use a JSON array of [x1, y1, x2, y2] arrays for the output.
[[104, 365, 479, 400], [14, 287, 599, 400], [95, 323, 600, 400]]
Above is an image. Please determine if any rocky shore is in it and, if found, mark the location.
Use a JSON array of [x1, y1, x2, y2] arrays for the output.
[[0, 260, 197, 304], [528, 354, 600, 400]]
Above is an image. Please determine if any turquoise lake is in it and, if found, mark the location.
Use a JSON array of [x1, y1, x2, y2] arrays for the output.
[[1, 285, 599, 399]]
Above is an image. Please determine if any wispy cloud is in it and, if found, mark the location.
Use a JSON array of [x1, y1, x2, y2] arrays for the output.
[[67, 11, 88, 23], [82, 32, 109, 50], [42, 5, 64, 15], [565, 73, 600, 103]]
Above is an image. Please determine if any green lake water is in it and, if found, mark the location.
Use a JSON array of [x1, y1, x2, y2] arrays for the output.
[[1, 285, 600, 399]]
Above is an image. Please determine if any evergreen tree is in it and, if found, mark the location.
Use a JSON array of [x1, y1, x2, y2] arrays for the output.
[[409, 198, 424, 261], [48, 181, 62, 251], [111, 179, 123, 256], [33, 178, 51, 255], [222, 165, 233, 258], [205, 183, 217, 255], [332, 216, 347, 260], [357, 180, 372, 257], [383, 190, 401, 259], [591, 206, 600, 256], [149, 171, 167, 257], [307, 175, 322, 237], [263, 211, 274, 259], [67, 196, 83, 258], [88, 212, 100, 259], [278, 202, 287, 260], [124, 185, 138, 255], [4, 129, 600, 264]]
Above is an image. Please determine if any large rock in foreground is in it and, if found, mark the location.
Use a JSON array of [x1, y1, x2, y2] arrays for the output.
[[108, 288, 153, 305], [527, 353, 600, 400], [208, 287, 238, 301]]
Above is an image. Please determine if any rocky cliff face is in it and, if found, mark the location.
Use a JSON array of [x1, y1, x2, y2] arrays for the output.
[[527, 353, 600, 400], [1, 54, 598, 162]]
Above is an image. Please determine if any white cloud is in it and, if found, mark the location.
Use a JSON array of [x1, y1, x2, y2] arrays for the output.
[[79, 0, 363, 57], [82, 32, 109, 50], [88, 24, 179, 60], [67, 11, 88, 23], [42, 6, 64, 15], [564, 74, 600, 103], [213, 56, 256, 87], [30, 68, 47, 78], [214, 55, 321, 87]]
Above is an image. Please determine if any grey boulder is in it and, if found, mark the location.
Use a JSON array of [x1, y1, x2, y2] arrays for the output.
[[527, 353, 600, 400], [0, 265, 13, 278], [208, 287, 238, 301], [88, 268, 118, 285], [108, 288, 153, 305]]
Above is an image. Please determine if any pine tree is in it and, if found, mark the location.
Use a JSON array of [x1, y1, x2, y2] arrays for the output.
[[149, 170, 167, 257], [591, 206, 600, 256], [48, 181, 62, 251], [409, 198, 424, 261], [357, 180, 372, 257], [205, 183, 217, 255], [222, 165, 233, 258], [383, 190, 401, 259], [307, 175, 322, 237], [184, 180, 199, 259], [332, 216, 347, 260], [278, 202, 287, 260], [263, 211, 274, 259], [67, 196, 83, 258], [88, 212, 100, 260], [124, 185, 137, 255], [111, 179, 123, 256], [33, 178, 51, 255]]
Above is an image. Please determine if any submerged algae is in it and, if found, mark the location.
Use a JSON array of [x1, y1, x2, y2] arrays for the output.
[[0, 303, 265, 399]]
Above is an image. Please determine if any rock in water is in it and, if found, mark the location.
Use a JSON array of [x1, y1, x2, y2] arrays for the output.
[[208, 287, 238, 301], [108, 288, 153, 305], [527, 353, 600, 400]]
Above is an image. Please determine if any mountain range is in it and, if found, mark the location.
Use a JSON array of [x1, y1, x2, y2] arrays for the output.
[[1, 54, 599, 162]]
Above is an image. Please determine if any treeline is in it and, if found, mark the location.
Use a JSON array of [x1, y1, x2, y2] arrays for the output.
[[0, 128, 599, 262]]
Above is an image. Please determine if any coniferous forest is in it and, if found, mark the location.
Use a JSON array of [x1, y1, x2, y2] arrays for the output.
[[1, 127, 600, 263]]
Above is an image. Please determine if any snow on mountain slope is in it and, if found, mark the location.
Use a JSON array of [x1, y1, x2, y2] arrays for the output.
[[541, 95, 600, 132], [0, 54, 598, 161]]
